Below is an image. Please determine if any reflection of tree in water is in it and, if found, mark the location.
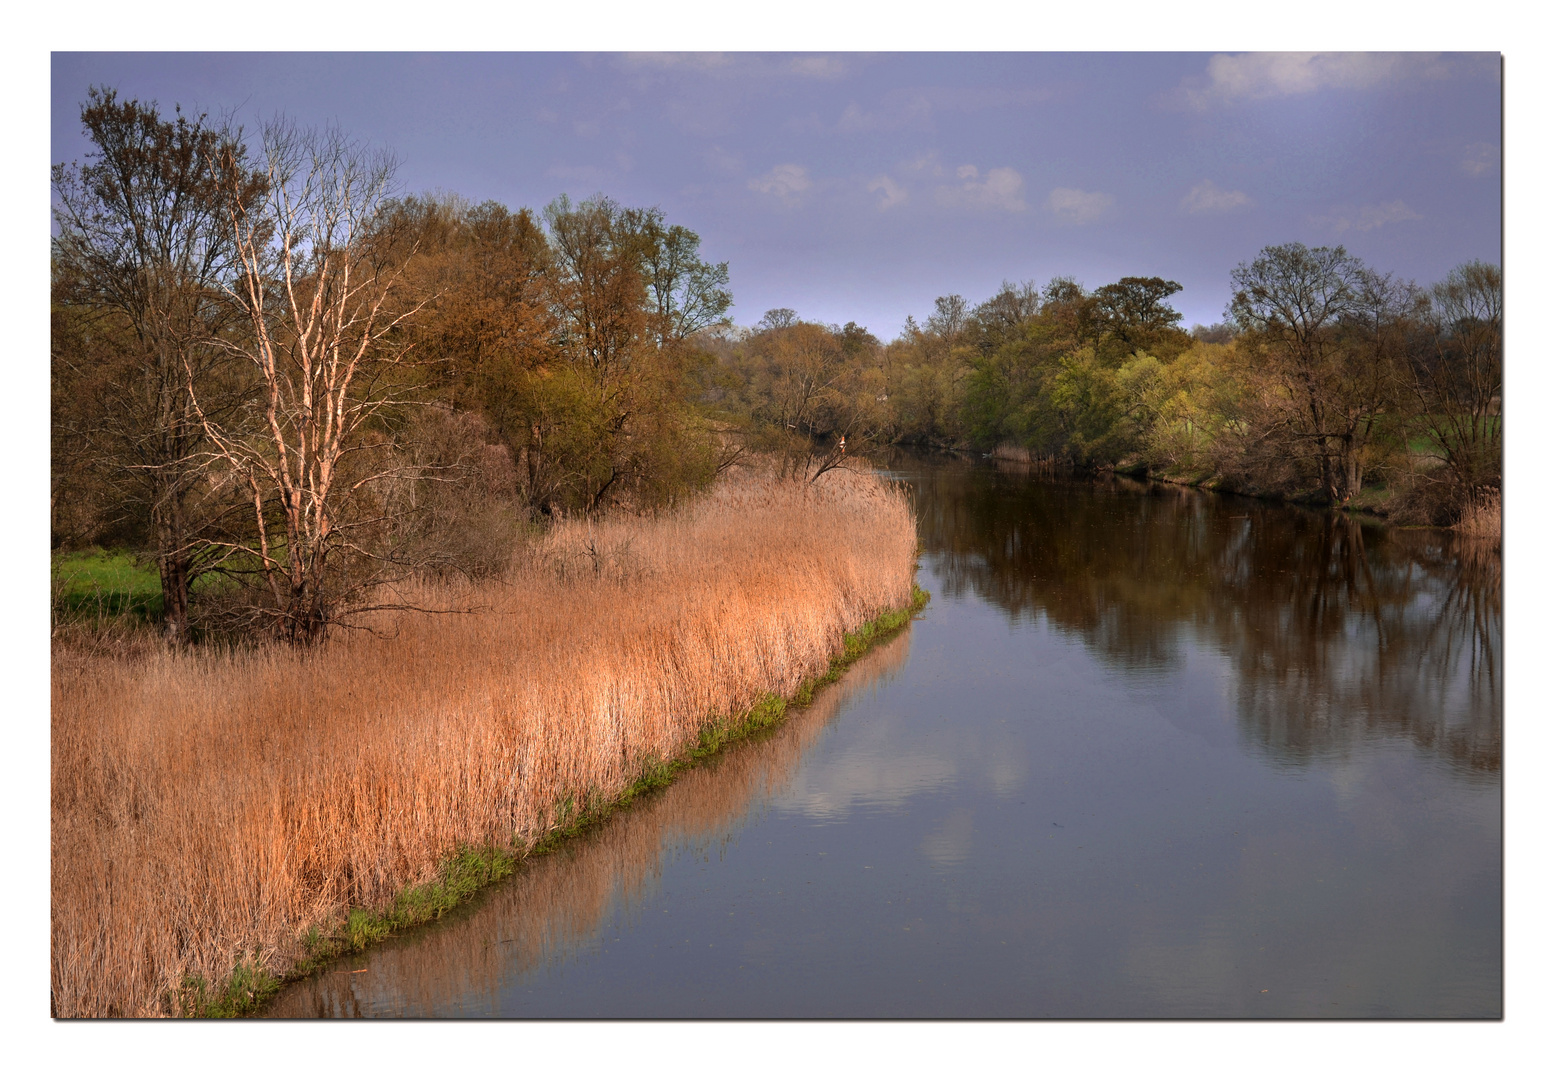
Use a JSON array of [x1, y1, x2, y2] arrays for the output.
[[263, 629, 913, 1017], [909, 458, 1499, 778]]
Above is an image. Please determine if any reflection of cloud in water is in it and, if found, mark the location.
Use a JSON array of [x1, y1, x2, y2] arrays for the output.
[[919, 807, 975, 868], [987, 752, 1026, 796], [780, 748, 955, 819], [262, 624, 913, 1017]]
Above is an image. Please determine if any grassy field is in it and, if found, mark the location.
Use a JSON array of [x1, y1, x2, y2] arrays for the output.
[[51, 464, 920, 1017], [51, 549, 163, 621]]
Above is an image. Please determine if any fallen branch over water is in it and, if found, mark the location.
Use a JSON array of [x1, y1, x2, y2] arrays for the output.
[[52, 465, 920, 1017]]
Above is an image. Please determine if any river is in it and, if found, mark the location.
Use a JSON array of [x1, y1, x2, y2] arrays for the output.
[[264, 454, 1502, 1018]]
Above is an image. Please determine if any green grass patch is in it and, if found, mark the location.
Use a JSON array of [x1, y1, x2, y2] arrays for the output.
[[176, 956, 281, 1019], [52, 549, 164, 621], [190, 581, 931, 1018]]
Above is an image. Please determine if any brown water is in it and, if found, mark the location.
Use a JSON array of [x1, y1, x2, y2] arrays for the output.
[[264, 455, 1501, 1018]]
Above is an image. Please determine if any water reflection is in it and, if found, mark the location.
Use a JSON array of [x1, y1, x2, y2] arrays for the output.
[[264, 459, 1498, 1019], [908, 458, 1500, 779], [264, 630, 913, 1018]]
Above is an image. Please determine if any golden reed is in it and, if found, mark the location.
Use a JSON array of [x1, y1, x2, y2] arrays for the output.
[[51, 465, 918, 1016], [1456, 488, 1502, 546], [264, 629, 914, 1017]]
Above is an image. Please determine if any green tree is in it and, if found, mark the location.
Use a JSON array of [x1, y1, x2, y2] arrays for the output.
[[52, 86, 266, 640], [1091, 276, 1193, 361], [1403, 261, 1502, 517], [492, 195, 727, 513], [1228, 243, 1388, 503]]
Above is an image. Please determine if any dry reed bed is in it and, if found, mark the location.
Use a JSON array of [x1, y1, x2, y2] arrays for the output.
[[1456, 489, 1502, 546], [52, 466, 918, 1017], [265, 629, 913, 1017]]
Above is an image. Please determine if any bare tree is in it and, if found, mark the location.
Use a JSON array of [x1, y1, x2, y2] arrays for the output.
[[196, 121, 425, 643], [970, 279, 1042, 339], [926, 294, 968, 339]]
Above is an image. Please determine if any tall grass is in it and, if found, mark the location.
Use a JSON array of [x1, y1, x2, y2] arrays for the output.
[[265, 628, 914, 1017], [51, 464, 918, 1017], [1456, 488, 1502, 546]]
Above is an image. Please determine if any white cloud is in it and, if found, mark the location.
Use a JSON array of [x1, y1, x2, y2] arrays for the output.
[[788, 55, 847, 80], [618, 52, 846, 81], [868, 176, 908, 210], [937, 165, 1026, 212], [620, 52, 736, 75], [1353, 201, 1423, 230], [833, 86, 1053, 136], [1181, 180, 1253, 214], [834, 91, 933, 133], [748, 163, 813, 202], [1173, 52, 1449, 109], [1046, 186, 1114, 225], [836, 102, 872, 132], [703, 145, 743, 175], [904, 151, 944, 176], [1315, 200, 1423, 234], [1461, 142, 1499, 178]]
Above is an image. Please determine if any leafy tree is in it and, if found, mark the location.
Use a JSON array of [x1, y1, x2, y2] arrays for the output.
[[393, 195, 556, 412], [757, 307, 798, 331], [961, 320, 1067, 454], [965, 279, 1042, 358], [724, 318, 888, 478], [1049, 348, 1131, 465], [463, 194, 726, 514], [1228, 243, 1390, 503], [926, 294, 968, 339], [638, 214, 733, 345], [1117, 342, 1241, 473], [52, 86, 265, 640], [1403, 261, 1502, 516], [1091, 276, 1193, 361], [1038, 276, 1098, 351]]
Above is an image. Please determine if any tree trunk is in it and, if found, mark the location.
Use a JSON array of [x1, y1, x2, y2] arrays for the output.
[[152, 461, 193, 642], [156, 537, 191, 643]]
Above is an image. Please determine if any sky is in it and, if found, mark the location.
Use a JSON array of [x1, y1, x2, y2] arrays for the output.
[[51, 52, 1502, 339]]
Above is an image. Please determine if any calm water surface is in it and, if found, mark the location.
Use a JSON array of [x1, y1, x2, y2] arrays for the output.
[[266, 456, 1501, 1018]]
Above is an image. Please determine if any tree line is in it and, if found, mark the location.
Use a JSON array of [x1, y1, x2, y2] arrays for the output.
[[52, 87, 1501, 645], [843, 250, 1499, 521], [53, 89, 739, 644]]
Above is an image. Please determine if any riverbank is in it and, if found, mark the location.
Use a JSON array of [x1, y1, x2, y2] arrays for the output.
[[980, 443, 1500, 543], [51, 465, 920, 1017], [243, 585, 926, 1018]]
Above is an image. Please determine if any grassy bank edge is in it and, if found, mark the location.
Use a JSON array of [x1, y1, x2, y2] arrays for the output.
[[178, 581, 931, 1018]]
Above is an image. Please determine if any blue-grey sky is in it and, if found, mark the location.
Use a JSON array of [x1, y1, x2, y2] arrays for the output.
[[52, 51, 1501, 339]]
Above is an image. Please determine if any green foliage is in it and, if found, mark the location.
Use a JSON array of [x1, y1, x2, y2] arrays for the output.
[[703, 316, 893, 475], [961, 320, 1065, 452], [1118, 343, 1242, 475], [52, 550, 164, 621], [1049, 348, 1131, 465], [178, 956, 281, 1019]]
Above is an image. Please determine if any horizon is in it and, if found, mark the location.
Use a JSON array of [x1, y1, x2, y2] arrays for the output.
[[51, 52, 1502, 340]]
